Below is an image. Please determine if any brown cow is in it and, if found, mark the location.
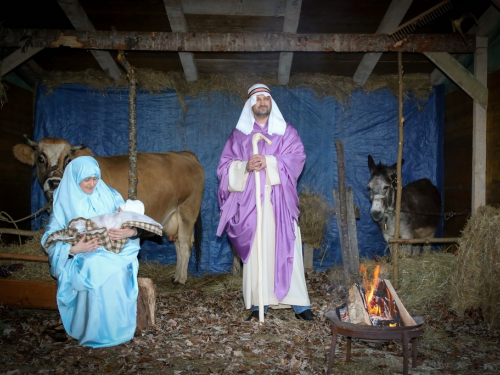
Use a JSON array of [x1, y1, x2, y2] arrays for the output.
[[13, 136, 205, 284]]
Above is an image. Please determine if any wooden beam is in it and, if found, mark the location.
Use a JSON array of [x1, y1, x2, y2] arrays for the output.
[[353, 0, 413, 86], [56, 0, 122, 80], [472, 36, 488, 212], [431, 5, 500, 85], [0, 280, 57, 310], [0, 29, 476, 53], [182, 0, 285, 16], [163, 0, 198, 82], [1, 47, 43, 76], [424, 49, 488, 109], [278, 0, 302, 85]]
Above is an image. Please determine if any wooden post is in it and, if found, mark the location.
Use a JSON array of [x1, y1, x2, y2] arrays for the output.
[[117, 51, 139, 200], [136, 277, 156, 330], [472, 36, 488, 212], [346, 188, 360, 277], [392, 52, 405, 289], [334, 141, 352, 285], [303, 243, 314, 269]]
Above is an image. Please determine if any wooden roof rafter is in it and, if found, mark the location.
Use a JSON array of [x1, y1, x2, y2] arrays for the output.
[[353, 0, 413, 86], [278, 0, 302, 85], [56, 0, 122, 81], [163, 0, 198, 82]]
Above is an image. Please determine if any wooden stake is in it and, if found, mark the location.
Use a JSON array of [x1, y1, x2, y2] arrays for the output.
[[117, 50, 138, 200], [392, 52, 405, 289]]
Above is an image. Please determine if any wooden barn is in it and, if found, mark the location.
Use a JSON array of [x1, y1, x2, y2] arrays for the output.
[[1, 1, 500, 374]]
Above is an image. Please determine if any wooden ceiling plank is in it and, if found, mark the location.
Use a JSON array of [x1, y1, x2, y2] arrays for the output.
[[353, 0, 413, 86], [424, 38, 488, 109], [163, 0, 198, 82], [0, 30, 475, 53], [56, 0, 122, 80], [431, 5, 500, 85], [278, 0, 302, 85], [1, 47, 42, 76]]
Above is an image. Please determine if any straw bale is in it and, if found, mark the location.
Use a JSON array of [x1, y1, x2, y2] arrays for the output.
[[298, 189, 334, 247], [448, 205, 500, 328]]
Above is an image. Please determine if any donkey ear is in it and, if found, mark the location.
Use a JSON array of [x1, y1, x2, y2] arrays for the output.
[[368, 155, 376, 173], [387, 162, 398, 175]]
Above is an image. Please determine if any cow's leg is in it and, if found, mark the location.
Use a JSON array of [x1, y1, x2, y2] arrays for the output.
[[173, 208, 197, 284]]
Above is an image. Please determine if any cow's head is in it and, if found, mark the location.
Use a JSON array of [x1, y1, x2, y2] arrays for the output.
[[13, 135, 94, 202]]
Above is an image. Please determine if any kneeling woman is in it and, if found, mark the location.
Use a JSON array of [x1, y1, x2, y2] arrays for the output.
[[42, 156, 141, 348]]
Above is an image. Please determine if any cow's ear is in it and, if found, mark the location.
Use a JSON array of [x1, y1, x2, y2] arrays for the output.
[[13, 144, 36, 165], [73, 148, 94, 158]]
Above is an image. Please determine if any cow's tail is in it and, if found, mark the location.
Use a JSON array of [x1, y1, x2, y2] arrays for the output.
[[194, 210, 202, 271]]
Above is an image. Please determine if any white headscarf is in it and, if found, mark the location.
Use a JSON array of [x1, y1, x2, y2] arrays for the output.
[[235, 83, 287, 136]]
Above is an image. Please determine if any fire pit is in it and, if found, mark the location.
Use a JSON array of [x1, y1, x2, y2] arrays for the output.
[[326, 265, 425, 375], [325, 310, 424, 375]]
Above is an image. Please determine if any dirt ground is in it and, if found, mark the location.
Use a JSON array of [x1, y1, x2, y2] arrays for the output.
[[1, 268, 499, 375]]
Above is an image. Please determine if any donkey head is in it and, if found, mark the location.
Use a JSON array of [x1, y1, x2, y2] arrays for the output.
[[367, 155, 404, 222]]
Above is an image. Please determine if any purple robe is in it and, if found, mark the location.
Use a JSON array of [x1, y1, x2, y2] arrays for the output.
[[217, 121, 305, 300]]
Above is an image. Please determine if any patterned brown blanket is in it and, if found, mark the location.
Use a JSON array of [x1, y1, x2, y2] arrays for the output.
[[45, 212, 163, 254]]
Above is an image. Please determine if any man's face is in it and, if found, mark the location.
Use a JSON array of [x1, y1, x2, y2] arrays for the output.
[[252, 94, 272, 119]]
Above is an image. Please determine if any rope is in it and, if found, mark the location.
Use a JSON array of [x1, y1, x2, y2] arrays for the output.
[[0, 203, 52, 245]]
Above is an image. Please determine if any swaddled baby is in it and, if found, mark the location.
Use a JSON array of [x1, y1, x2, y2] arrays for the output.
[[45, 199, 163, 253]]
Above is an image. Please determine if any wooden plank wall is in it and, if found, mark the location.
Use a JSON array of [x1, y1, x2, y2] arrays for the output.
[[0, 84, 34, 244], [444, 69, 500, 238]]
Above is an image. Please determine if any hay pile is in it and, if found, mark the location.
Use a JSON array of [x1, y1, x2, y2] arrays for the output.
[[40, 70, 434, 109], [0, 235, 240, 294], [448, 205, 500, 329], [298, 189, 334, 247], [0, 234, 53, 282]]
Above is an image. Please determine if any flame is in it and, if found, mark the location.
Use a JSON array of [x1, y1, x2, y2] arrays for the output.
[[360, 265, 381, 315]]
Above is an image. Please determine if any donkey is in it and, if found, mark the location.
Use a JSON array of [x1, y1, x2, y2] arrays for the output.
[[367, 155, 442, 242]]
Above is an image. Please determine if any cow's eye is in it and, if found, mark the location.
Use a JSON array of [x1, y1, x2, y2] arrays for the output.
[[383, 186, 389, 191], [37, 155, 45, 164], [63, 157, 71, 168]]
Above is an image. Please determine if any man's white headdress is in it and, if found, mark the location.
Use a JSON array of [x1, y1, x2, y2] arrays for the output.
[[235, 84, 287, 136]]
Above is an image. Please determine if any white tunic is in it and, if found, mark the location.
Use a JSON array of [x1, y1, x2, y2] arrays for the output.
[[228, 157, 310, 310]]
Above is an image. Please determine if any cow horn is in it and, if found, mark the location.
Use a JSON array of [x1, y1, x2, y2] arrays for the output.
[[23, 134, 38, 148], [71, 142, 86, 151]]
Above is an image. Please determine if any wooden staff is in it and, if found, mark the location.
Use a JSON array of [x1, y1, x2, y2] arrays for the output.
[[251, 132, 272, 323], [393, 52, 405, 289]]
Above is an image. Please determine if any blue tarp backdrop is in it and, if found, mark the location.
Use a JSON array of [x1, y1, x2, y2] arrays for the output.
[[32, 83, 444, 276]]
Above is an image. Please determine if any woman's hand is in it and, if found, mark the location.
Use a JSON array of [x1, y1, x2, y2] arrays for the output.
[[70, 234, 101, 254], [246, 155, 266, 172], [108, 227, 137, 241]]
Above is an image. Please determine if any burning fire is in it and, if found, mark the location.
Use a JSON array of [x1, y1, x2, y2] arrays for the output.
[[359, 264, 402, 326]]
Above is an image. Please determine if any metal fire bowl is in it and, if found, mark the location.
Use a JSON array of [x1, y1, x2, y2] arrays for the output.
[[325, 310, 425, 375]]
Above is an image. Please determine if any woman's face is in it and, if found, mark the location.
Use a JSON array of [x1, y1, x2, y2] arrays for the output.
[[79, 177, 99, 195]]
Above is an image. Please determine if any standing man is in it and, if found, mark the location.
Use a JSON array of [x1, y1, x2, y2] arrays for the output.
[[217, 83, 315, 321]]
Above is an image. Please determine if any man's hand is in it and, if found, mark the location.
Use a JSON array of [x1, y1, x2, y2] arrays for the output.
[[108, 227, 137, 241], [70, 234, 101, 254], [247, 155, 267, 172]]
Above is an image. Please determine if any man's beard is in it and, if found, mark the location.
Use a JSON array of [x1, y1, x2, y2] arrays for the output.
[[252, 105, 271, 118]]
